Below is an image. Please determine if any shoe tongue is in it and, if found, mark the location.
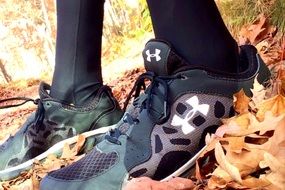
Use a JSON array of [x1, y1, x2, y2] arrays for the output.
[[142, 39, 188, 76]]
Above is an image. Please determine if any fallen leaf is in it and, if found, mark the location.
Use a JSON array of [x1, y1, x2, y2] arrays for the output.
[[220, 137, 249, 153], [250, 76, 267, 109], [225, 148, 265, 177], [256, 95, 285, 121], [259, 153, 285, 189], [233, 89, 250, 114], [281, 36, 285, 61], [207, 167, 230, 189], [245, 115, 285, 161], [239, 14, 270, 45], [61, 135, 86, 159], [240, 176, 271, 189], [124, 177, 194, 190], [214, 142, 242, 183]]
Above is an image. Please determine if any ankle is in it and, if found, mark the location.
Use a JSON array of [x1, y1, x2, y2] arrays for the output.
[[50, 83, 103, 106]]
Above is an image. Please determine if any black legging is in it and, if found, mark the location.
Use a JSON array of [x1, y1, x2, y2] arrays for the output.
[[51, 0, 239, 106], [51, 0, 104, 105], [147, 0, 239, 72]]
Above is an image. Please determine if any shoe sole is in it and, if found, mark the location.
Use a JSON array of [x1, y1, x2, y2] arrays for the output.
[[1, 126, 206, 182], [0, 125, 115, 181]]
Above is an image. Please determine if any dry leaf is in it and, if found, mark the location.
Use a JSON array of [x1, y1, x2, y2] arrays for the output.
[[0, 135, 87, 190], [249, 112, 283, 135], [239, 14, 270, 45], [220, 137, 249, 153], [233, 89, 250, 114], [259, 153, 285, 189], [250, 77, 267, 109], [256, 95, 285, 121], [216, 113, 254, 137], [207, 167, 230, 189], [204, 95, 285, 190], [61, 135, 86, 159], [214, 142, 242, 183], [246, 115, 285, 159], [240, 176, 271, 189], [277, 68, 285, 96], [195, 137, 220, 181], [225, 148, 265, 177], [248, 15, 267, 45], [124, 177, 194, 190], [257, 38, 282, 66]]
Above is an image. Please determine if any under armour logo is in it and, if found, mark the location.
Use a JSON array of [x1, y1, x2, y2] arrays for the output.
[[171, 96, 209, 135], [145, 49, 161, 62]]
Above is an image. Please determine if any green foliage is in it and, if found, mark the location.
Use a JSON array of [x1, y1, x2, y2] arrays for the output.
[[216, 0, 285, 35], [270, 0, 285, 33], [102, 0, 153, 64]]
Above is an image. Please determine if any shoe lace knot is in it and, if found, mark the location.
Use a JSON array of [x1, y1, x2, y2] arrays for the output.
[[106, 71, 181, 145], [124, 71, 182, 123]]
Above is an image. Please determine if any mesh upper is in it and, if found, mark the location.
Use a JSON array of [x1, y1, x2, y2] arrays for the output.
[[50, 150, 118, 180]]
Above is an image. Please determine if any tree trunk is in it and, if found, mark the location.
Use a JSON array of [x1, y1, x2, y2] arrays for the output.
[[0, 60, 12, 83]]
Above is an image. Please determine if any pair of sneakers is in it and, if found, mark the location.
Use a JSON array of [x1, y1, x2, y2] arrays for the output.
[[0, 39, 270, 190]]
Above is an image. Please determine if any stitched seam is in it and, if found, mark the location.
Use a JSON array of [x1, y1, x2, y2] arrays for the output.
[[72, 0, 82, 105]]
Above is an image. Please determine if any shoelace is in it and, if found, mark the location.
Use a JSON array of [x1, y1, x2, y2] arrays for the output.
[[0, 97, 45, 132], [106, 71, 182, 145], [0, 97, 39, 109]]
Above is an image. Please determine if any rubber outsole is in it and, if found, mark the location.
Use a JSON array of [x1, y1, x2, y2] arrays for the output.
[[1, 125, 206, 184], [0, 125, 115, 181]]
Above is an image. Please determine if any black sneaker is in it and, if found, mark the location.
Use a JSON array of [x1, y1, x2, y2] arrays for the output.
[[0, 82, 123, 180], [40, 39, 270, 190]]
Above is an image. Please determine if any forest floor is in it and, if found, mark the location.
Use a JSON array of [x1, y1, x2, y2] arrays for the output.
[[0, 16, 284, 190]]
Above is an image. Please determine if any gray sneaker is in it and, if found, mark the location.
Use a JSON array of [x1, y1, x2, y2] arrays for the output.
[[0, 82, 123, 180], [40, 39, 270, 190]]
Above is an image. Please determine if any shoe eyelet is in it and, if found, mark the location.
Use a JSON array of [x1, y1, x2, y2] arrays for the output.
[[123, 115, 128, 123], [134, 118, 140, 124], [180, 75, 188, 80], [45, 102, 51, 107]]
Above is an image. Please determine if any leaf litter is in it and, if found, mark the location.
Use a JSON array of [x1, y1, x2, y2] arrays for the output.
[[0, 15, 285, 189], [0, 135, 86, 190]]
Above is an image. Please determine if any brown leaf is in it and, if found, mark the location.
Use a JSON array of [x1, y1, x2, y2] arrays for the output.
[[277, 68, 285, 96], [225, 148, 265, 177], [259, 153, 285, 189], [207, 111, 285, 189], [281, 36, 285, 61], [239, 176, 271, 189], [246, 115, 285, 160], [216, 113, 252, 137], [195, 136, 221, 181], [256, 95, 285, 121], [248, 15, 267, 45], [250, 77, 267, 110], [31, 172, 40, 190], [214, 142, 242, 183], [124, 177, 194, 190], [239, 14, 270, 45], [207, 168, 230, 189], [221, 137, 249, 153], [233, 89, 250, 114], [61, 135, 86, 159], [249, 112, 283, 135]]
